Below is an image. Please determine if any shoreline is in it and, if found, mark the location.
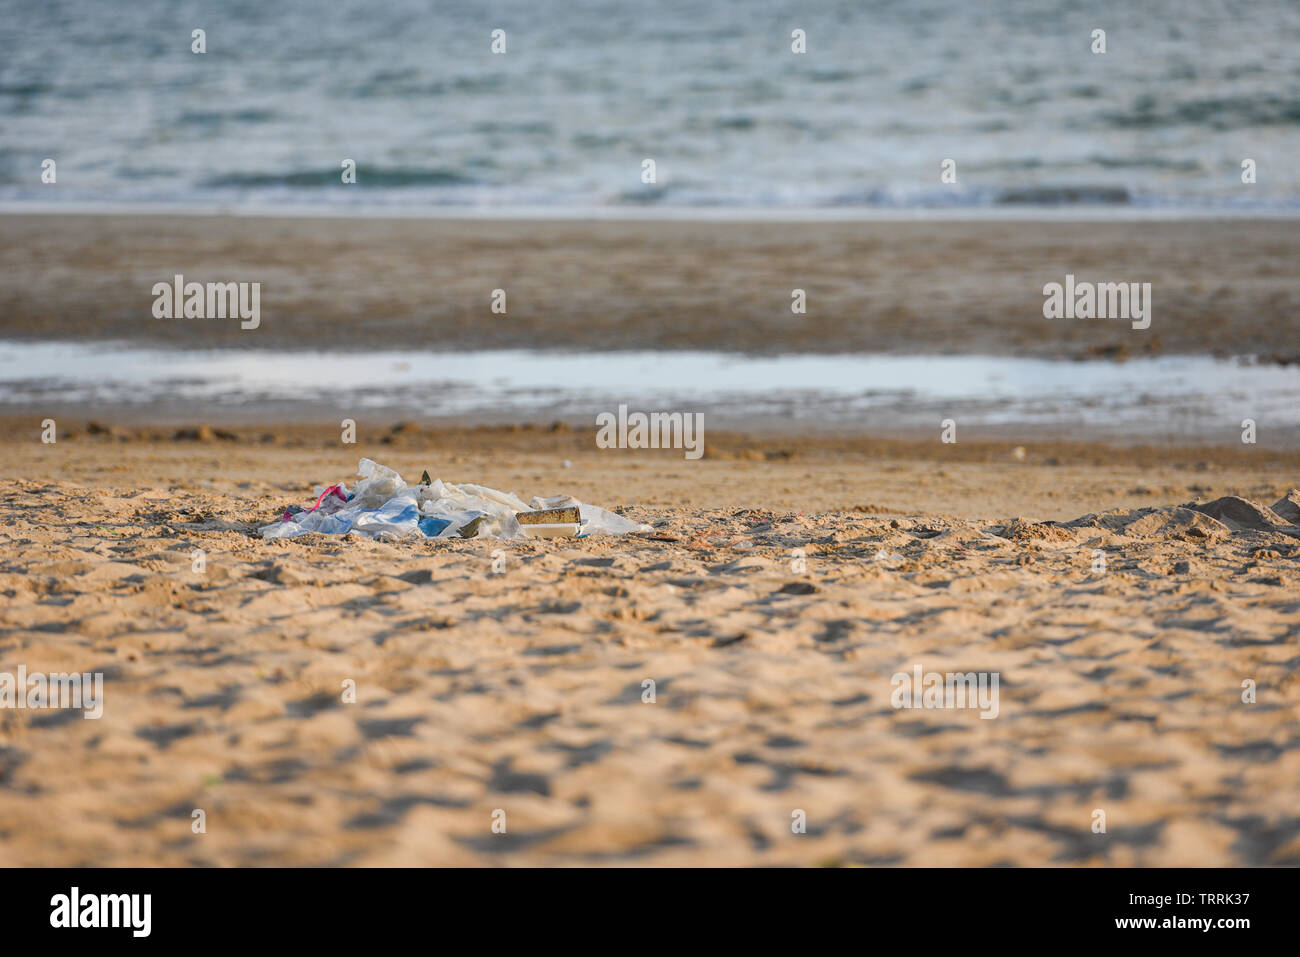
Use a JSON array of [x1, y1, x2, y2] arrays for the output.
[[6, 201, 1300, 222], [5, 344, 1299, 444], [8, 408, 1300, 448]]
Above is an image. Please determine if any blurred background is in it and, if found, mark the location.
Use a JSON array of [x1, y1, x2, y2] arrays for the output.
[[2, 0, 1300, 213], [2, 0, 1299, 445]]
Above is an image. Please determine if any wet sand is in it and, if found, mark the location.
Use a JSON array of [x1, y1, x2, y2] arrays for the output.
[[2, 422, 1298, 866], [3, 213, 1300, 360]]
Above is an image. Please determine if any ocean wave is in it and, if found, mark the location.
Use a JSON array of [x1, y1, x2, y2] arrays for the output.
[[995, 185, 1130, 206], [201, 168, 482, 189], [10, 180, 1300, 214], [2, 0, 1300, 216], [1100, 93, 1300, 130]]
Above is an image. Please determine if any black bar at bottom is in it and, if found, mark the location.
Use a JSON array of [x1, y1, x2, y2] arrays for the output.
[[2, 866, 1284, 943]]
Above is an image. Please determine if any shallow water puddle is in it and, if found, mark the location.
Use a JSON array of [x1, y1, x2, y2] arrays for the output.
[[4, 341, 1298, 440]]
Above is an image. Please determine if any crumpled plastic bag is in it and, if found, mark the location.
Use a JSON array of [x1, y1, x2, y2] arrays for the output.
[[527, 494, 647, 535], [261, 458, 652, 541]]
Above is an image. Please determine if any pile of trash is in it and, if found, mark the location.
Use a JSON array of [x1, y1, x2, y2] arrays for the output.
[[260, 459, 651, 541]]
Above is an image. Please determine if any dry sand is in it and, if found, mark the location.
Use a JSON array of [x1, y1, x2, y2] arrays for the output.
[[3, 213, 1300, 360], [2, 422, 1298, 866]]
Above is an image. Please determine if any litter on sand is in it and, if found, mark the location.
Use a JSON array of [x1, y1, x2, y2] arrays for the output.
[[260, 458, 652, 541]]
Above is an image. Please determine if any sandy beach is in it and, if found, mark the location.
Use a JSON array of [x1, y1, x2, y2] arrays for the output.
[[3, 213, 1300, 361], [2, 419, 1298, 866]]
